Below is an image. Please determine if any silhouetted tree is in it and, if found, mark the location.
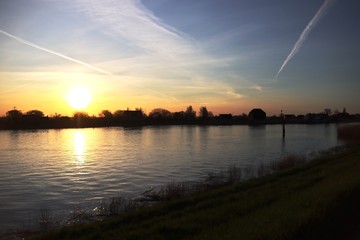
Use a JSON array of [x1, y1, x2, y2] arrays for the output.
[[52, 113, 62, 118], [173, 111, 186, 120], [26, 110, 44, 118], [113, 110, 124, 119], [99, 110, 113, 119], [323, 108, 332, 115], [185, 105, 196, 119], [135, 108, 147, 117], [149, 108, 172, 118], [6, 108, 22, 122], [73, 112, 90, 127], [73, 112, 89, 119], [199, 106, 209, 119]]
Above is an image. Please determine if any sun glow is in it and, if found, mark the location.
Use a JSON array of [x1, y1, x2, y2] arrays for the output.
[[66, 86, 92, 110]]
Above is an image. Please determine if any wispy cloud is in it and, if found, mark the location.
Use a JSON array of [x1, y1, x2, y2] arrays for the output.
[[250, 85, 263, 92], [1, 0, 254, 110], [0, 29, 111, 75], [0, 28, 186, 102], [64, 0, 245, 76], [226, 90, 244, 99], [276, 0, 336, 79], [70, 0, 195, 58], [62, 0, 253, 99]]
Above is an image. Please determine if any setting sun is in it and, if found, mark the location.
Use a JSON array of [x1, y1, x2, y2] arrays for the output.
[[66, 86, 92, 110]]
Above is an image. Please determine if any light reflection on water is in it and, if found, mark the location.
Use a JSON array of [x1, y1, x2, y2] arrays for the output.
[[0, 124, 341, 230], [74, 131, 85, 164]]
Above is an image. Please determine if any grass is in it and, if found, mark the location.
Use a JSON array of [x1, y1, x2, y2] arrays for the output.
[[34, 146, 360, 240]]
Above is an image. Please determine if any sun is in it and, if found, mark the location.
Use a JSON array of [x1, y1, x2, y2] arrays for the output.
[[66, 86, 92, 110]]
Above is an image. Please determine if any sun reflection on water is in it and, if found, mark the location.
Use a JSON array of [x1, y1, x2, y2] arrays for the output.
[[74, 131, 85, 164]]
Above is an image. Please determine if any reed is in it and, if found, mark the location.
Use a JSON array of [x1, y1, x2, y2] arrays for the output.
[[37, 148, 360, 240], [272, 154, 306, 171]]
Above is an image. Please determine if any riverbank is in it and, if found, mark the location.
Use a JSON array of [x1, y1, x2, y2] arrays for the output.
[[32, 144, 360, 240], [1, 113, 359, 130]]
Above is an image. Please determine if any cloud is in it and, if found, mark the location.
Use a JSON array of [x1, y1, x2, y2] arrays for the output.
[[61, 0, 244, 76], [2, 0, 254, 108], [226, 90, 244, 99], [63, 0, 254, 95], [250, 85, 263, 92], [276, 0, 336, 79], [70, 0, 195, 58], [0, 29, 111, 75], [0, 28, 184, 102]]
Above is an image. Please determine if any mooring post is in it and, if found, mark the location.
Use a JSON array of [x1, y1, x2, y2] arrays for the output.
[[281, 110, 285, 138]]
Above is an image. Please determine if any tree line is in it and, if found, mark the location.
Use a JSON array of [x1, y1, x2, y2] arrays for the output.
[[1, 106, 359, 130], [0, 106, 239, 129]]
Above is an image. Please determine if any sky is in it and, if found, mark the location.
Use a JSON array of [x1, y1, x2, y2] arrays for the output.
[[0, 0, 359, 116]]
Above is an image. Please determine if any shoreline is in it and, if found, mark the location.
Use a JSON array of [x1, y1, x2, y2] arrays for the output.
[[1, 119, 359, 131], [31, 145, 360, 240], [1, 125, 358, 239], [2, 144, 354, 240]]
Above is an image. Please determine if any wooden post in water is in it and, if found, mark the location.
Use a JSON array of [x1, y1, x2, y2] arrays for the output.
[[281, 110, 285, 138]]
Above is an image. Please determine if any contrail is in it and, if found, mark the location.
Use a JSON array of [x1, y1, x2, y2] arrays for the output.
[[276, 0, 336, 79], [0, 29, 181, 102], [0, 29, 111, 75]]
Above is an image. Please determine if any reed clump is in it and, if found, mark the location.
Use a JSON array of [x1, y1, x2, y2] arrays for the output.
[[272, 154, 306, 171]]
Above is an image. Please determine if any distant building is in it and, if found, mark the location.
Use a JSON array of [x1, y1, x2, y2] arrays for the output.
[[304, 113, 329, 124], [248, 108, 266, 121], [333, 112, 351, 123]]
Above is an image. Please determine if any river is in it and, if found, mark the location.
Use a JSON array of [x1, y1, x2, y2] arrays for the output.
[[0, 124, 341, 230]]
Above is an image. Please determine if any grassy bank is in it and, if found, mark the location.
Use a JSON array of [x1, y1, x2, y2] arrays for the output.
[[35, 146, 360, 240]]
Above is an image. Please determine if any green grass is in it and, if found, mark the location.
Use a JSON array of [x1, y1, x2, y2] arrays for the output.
[[35, 147, 360, 240]]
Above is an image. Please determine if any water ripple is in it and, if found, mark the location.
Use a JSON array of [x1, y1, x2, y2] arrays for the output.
[[0, 125, 340, 230]]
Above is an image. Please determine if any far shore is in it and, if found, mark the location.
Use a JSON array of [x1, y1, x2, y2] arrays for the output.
[[2, 107, 359, 130], [1, 117, 359, 131]]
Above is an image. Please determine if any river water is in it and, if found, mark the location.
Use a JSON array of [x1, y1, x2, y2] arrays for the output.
[[0, 124, 341, 230]]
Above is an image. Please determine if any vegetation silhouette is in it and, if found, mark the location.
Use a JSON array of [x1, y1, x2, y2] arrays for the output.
[[0, 106, 359, 130]]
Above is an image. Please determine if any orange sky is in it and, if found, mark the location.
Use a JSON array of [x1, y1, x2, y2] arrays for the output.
[[1, 0, 359, 117]]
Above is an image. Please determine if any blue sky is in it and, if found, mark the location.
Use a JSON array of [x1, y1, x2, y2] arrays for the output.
[[0, 0, 359, 116]]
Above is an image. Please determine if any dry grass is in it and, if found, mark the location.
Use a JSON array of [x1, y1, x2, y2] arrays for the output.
[[272, 154, 306, 171], [39, 209, 52, 232], [142, 181, 205, 201], [36, 148, 360, 240]]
